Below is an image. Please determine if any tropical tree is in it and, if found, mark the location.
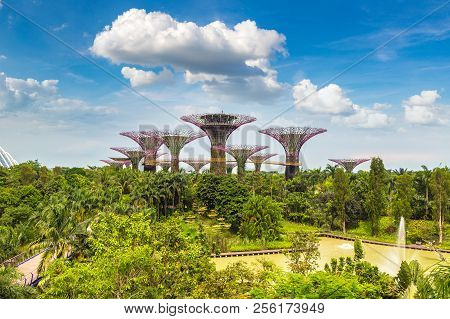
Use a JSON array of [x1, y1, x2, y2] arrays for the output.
[[0, 266, 37, 299], [239, 195, 283, 241], [367, 158, 388, 235], [286, 231, 320, 275], [333, 168, 351, 233], [391, 173, 415, 224], [430, 168, 450, 244]]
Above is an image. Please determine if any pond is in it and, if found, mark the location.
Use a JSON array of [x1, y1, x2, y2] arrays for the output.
[[213, 237, 449, 276]]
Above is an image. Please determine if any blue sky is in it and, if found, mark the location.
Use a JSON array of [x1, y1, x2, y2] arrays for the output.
[[0, 0, 449, 170]]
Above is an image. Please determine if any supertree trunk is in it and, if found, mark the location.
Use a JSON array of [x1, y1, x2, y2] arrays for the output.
[[211, 146, 226, 175], [254, 162, 262, 172], [285, 154, 299, 179], [171, 155, 180, 172]]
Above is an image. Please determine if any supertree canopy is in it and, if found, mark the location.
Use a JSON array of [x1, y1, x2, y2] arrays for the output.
[[249, 153, 277, 172], [120, 131, 164, 172], [181, 159, 210, 173], [100, 159, 128, 168], [329, 158, 370, 172], [110, 147, 146, 170], [109, 157, 132, 168], [181, 113, 256, 175], [259, 127, 327, 179], [155, 128, 206, 172], [215, 145, 268, 176]]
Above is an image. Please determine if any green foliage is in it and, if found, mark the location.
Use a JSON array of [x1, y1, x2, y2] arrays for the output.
[[430, 167, 450, 244], [283, 192, 312, 223], [239, 195, 283, 241], [367, 158, 388, 235], [354, 239, 364, 261], [40, 212, 213, 298], [196, 174, 221, 211], [286, 231, 320, 275], [391, 173, 415, 223], [333, 168, 351, 233], [0, 266, 37, 299]]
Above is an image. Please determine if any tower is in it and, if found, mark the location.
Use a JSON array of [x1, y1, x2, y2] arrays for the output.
[[181, 159, 210, 173], [329, 158, 370, 173], [110, 147, 146, 170], [259, 127, 327, 179], [181, 113, 256, 175], [249, 153, 277, 172], [119, 131, 163, 172], [215, 145, 268, 176], [154, 128, 206, 172]]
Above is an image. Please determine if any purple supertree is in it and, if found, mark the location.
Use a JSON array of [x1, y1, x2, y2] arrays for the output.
[[111, 147, 146, 170], [100, 159, 127, 168], [215, 145, 268, 176], [154, 128, 206, 172], [109, 157, 132, 168], [181, 113, 256, 175], [181, 159, 210, 173], [249, 153, 277, 172], [119, 131, 164, 172], [329, 158, 370, 173], [259, 127, 327, 179]]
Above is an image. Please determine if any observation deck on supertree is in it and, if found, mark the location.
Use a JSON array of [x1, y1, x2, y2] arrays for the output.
[[110, 147, 146, 170], [155, 128, 206, 172], [215, 145, 268, 176], [249, 153, 277, 172], [226, 162, 237, 174], [329, 158, 370, 172], [181, 159, 210, 173], [181, 113, 256, 175], [120, 131, 163, 172], [259, 127, 327, 179], [100, 159, 129, 168]]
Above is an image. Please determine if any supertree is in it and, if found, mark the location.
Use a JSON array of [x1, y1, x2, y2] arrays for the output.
[[109, 157, 132, 168], [329, 158, 370, 173], [249, 153, 277, 172], [100, 159, 128, 168], [259, 127, 327, 179], [153, 128, 206, 172], [158, 161, 172, 172], [110, 147, 146, 170], [119, 131, 164, 172], [226, 162, 237, 174], [181, 159, 210, 173], [181, 113, 256, 175], [215, 145, 268, 176]]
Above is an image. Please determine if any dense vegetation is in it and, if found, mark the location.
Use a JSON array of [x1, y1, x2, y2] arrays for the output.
[[0, 159, 449, 299]]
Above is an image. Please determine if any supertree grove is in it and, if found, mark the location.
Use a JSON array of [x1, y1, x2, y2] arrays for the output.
[[215, 145, 268, 176], [181, 159, 210, 173], [249, 153, 277, 172], [110, 147, 146, 170], [154, 128, 206, 172], [329, 158, 371, 172], [100, 159, 128, 168], [181, 113, 256, 175], [119, 131, 164, 172], [259, 127, 327, 179]]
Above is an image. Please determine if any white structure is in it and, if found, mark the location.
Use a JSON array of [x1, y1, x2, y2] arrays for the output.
[[0, 146, 18, 168]]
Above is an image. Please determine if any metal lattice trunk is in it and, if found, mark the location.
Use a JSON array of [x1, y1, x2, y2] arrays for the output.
[[181, 159, 210, 173], [249, 153, 277, 172], [110, 147, 146, 170], [215, 145, 268, 176], [181, 113, 256, 175], [120, 131, 164, 172]]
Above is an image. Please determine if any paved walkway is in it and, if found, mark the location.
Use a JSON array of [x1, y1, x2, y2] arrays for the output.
[[15, 252, 45, 285]]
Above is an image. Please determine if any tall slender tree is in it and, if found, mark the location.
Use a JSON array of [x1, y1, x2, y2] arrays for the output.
[[392, 173, 415, 224], [430, 167, 450, 244], [333, 168, 351, 233], [367, 158, 387, 236]]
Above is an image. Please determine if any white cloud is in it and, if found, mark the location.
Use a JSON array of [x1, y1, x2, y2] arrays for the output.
[[121, 66, 173, 87], [403, 90, 448, 125], [293, 79, 354, 114], [173, 104, 220, 116], [0, 55, 6, 60], [333, 104, 391, 129], [91, 9, 286, 102], [51, 23, 68, 32], [292, 78, 391, 128], [0, 72, 114, 115]]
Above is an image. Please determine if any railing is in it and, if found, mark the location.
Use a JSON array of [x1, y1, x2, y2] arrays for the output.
[[1, 247, 48, 267]]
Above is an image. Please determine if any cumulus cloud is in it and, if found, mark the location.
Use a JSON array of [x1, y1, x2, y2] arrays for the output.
[[0, 72, 114, 115], [121, 66, 173, 87], [293, 78, 391, 128], [332, 105, 391, 128], [403, 90, 448, 125], [91, 9, 286, 102], [0, 55, 6, 60], [293, 79, 354, 114]]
